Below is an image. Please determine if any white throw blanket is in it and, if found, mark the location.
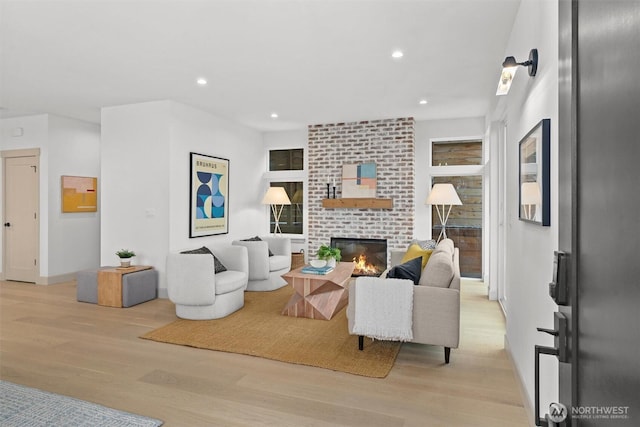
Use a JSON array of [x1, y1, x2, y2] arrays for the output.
[[351, 277, 414, 341]]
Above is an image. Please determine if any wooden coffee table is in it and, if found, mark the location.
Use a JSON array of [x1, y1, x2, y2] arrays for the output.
[[282, 262, 355, 320]]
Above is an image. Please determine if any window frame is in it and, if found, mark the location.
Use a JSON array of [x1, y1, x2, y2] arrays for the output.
[[427, 136, 485, 279], [264, 147, 307, 238]]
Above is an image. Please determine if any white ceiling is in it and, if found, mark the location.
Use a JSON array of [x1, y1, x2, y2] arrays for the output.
[[0, 0, 520, 132]]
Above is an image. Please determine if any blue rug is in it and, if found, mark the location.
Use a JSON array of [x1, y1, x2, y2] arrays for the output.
[[0, 381, 163, 426]]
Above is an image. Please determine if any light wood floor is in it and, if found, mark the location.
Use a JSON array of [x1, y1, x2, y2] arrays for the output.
[[0, 279, 528, 426]]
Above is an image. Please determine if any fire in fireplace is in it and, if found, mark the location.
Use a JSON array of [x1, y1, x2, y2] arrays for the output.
[[330, 237, 387, 277]]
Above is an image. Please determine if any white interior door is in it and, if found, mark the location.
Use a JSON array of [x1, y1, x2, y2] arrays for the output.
[[3, 155, 39, 283]]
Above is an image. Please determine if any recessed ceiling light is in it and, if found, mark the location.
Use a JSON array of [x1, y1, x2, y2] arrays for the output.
[[196, 78, 207, 86], [419, 99, 428, 105], [391, 50, 404, 59], [270, 112, 278, 119]]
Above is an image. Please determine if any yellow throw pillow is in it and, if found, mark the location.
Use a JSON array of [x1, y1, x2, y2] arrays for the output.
[[401, 244, 433, 269]]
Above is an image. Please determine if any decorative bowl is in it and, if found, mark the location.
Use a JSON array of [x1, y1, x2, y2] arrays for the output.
[[310, 259, 327, 268]]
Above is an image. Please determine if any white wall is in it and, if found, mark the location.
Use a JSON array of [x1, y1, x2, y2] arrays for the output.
[[48, 115, 101, 277], [263, 129, 307, 151], [0, 114, 100, 283], [101, 100, 264, 297], [414, 117, 486, 239], [101, 101, 171, 277], [489, 0, 560, 417], [168, 102, 265, 250]]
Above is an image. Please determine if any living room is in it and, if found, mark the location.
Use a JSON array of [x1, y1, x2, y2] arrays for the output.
[[0, 0, 582, 425]]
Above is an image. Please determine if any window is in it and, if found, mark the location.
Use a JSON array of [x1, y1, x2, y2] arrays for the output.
[[432, 140, 482, 166], [430, 138, 484, 278], [269, 149, 303, 171], [267, 148, 305, 235]]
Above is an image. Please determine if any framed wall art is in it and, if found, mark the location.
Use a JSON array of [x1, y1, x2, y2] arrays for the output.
[[190, 152, 229, 237], [341, 162, 377, 198], [518, 118, 550, 226], [61, 175, 97, 213]]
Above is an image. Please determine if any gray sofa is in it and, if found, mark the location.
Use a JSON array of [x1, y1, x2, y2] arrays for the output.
[[348, 238, 461, 363]]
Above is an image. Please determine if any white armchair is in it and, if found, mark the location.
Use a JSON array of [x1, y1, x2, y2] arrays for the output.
[[232, 236, 291, 291], [166, 244, 248, 320]]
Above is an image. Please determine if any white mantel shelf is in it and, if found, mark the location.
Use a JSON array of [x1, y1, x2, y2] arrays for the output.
[[321, 198, 393, 209]]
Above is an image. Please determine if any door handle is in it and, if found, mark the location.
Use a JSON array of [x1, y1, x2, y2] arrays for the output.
[[535, 312, 568, 426], [535, 344, 559, 426], [3, 222, 10, 227]]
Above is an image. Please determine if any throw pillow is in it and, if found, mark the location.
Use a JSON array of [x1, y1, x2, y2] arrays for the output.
[[242, 236, 274, 257], [386, 256, 423, 285], [401, 244, 433, 269], [180, 246, 227, 274], [410, 239, 437, 250]]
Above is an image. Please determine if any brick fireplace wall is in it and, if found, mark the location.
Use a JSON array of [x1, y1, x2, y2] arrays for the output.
[[307, 118, 415, 261]]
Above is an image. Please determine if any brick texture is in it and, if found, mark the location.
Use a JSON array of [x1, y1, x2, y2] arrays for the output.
[[307, 118, 415, 263]]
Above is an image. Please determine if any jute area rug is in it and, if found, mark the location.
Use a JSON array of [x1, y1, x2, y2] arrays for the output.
[[141, 286, 401, 378], [0, 380, 163, 426]]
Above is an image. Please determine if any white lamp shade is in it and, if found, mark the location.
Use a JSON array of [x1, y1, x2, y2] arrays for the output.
[[262, 187, 291, 205], [521, 182, 542, 205], [425, 183, 462, 205]]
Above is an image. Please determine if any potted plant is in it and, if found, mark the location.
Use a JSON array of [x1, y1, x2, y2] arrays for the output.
[[317, 245, 341, 268], [115, 249, 136, 268]]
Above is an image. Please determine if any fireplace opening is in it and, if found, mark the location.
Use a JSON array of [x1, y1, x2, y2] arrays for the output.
[[330, 237, 387, 277]]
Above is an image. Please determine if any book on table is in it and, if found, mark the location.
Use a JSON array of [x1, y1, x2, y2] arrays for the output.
[[300, 265, 334, 275]]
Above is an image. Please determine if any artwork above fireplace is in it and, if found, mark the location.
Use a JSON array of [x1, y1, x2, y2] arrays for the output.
[[330, 237, 387, 277]]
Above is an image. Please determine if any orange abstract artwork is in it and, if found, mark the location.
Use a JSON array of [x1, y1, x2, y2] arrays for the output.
[[61, 176, 97, 212]]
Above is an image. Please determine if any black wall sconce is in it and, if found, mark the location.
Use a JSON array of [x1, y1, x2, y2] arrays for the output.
[[496, 48, 538, 96]]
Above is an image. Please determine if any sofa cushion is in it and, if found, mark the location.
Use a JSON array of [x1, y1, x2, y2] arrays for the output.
[[419, 251, 454, 288], [386, 256, 423, 285], [214, 270, 247, 295], [401, 244, 433, 269], [242, 236, 274, 256], [180, 246, 227, 274], [269, 255, 290, 272]]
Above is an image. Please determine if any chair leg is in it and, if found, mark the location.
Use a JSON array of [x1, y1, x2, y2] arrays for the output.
[[358, 335, 364, 351], [444, 347, 451, 364]]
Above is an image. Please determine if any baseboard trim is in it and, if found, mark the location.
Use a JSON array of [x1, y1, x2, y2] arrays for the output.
[[0, 272, 75, 285], [504, 334, 536, 427], [37, 272, 77, 285]]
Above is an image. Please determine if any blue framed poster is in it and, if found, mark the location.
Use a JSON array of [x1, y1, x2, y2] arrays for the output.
[[190, 152, 229, 237]]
